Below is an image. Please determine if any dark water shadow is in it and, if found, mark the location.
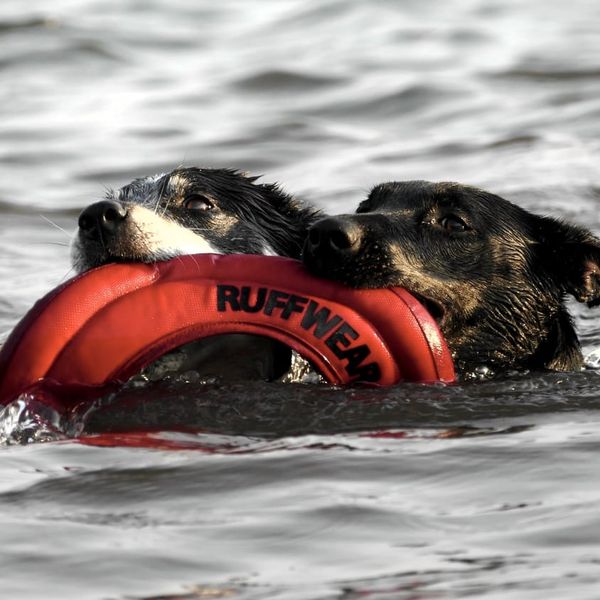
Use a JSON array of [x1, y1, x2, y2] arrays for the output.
[[79, 369, 600, 439]]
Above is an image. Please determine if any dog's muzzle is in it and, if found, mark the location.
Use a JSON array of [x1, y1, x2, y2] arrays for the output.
[[303, 216, 364, 270], [78, 200, 128, 240]]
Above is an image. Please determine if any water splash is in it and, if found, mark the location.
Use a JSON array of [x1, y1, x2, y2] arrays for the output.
[[0, 396, 66, 446]]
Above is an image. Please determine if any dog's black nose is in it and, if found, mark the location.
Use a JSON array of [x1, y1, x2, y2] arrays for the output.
[[306, 217, 363, 255], [78, 201, 128, 238]]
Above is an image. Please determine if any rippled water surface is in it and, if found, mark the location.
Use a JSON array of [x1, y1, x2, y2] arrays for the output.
[[2, 0, 600, 598]]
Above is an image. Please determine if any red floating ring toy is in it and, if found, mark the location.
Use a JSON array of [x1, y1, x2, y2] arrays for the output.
[[0, 254, 455, 408]]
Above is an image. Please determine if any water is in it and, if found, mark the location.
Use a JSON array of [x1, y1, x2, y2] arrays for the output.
[[2, 0, 600, 598]]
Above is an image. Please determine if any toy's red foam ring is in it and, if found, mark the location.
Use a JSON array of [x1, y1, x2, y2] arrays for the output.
[[0, 254, 455, 407]]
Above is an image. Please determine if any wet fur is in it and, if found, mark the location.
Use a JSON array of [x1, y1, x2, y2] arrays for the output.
[[72, 167, 320, 272], [72, 167, 322, 382], [303, 181, 600, 376]]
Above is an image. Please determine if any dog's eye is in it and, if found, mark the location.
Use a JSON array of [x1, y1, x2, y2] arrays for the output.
[[184, 195, 214, 211], [439, 215, 468, 232]]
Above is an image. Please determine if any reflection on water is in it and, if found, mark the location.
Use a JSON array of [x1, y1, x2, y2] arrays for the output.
[[1, 0, 600, 598]]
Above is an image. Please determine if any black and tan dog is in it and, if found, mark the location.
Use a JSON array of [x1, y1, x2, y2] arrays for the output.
[[303, 180, 600, 377]]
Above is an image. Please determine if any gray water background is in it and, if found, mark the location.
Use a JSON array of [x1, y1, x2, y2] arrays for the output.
[[2, 0, 600, 598]]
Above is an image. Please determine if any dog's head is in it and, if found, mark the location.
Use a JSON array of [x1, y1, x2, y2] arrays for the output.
[[303, 180, 600, 373], [72, 167, 317, 272]]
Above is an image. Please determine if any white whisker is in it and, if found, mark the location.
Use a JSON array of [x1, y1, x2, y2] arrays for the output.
[[58, 267, 77, 283], [40, 215, 73, 239], [187, 253, 201, 271], [161, 196, 171, 218], [33, 241, 70, 247]]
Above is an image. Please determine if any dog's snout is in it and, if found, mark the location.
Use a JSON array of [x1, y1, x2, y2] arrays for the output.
[[78, 200, 128, 237], [307, 217, 363, 255]]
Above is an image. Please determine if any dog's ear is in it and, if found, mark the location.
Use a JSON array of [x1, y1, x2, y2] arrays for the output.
[[539, 217, 600, 306], [534, 217, 600, 307], [563, 244, 600, 306]]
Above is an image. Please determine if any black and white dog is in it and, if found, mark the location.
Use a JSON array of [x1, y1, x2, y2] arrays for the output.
[[72, 167, 319, 272], [72, 167, 322, 381], [304, 180, 600, 378]]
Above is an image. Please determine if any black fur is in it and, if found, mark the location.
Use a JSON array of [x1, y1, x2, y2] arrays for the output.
[[73, 167, 320, 272], [303, 180, 600, 376]]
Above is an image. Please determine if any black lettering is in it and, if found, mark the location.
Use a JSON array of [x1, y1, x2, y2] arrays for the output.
[[338, 344, 371, 373], [325, 323, 359, 357], [300, 301, 343, 338], [264, 289, 290, 316], [217, 285, 240, 311], [280, 294, 309, 320], [240, 286, 267, 313], [325, 323, 382, 382]]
